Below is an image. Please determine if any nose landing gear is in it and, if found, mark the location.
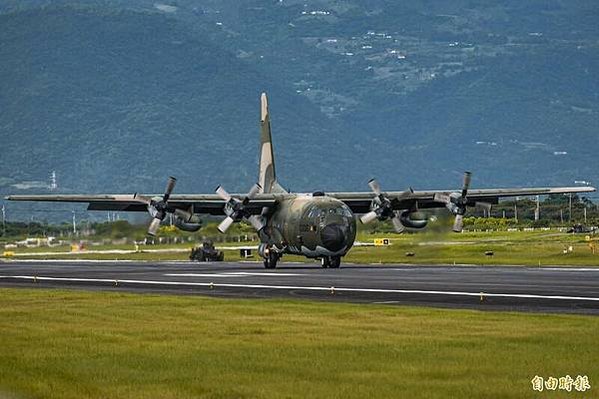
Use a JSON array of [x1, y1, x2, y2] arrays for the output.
[[259, 244, 280, 269], [264, 252, 279, 269], [320, 256, 341, 269]]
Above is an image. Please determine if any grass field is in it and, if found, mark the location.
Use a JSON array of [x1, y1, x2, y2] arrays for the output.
[[5, 230, 599, 266], [0, 288, 597, 398], [346, 230, 599, 266]]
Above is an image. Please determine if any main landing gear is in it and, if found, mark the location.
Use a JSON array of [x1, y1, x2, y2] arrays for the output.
[[320, 256, 341, 269], [263, 250, 279, 269]]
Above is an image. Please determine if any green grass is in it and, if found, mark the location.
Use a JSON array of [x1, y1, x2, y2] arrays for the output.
[[346, 230, 599, 266], [0, 288, 597, 398], [4, 230, 599, 266]]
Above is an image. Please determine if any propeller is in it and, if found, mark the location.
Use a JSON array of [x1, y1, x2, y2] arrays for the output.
[[134, 176, 178, 236], [359, 179, 412, 233], [454, 171, 471, 233], [433, 171, 489, 232], [216, 183, 265, 233]]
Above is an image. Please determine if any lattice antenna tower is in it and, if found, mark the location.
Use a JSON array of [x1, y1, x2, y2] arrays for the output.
[[50, 171, 58, 191]]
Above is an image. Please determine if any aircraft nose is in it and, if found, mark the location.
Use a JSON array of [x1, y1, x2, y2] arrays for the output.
[[321, 223, 347, 252]]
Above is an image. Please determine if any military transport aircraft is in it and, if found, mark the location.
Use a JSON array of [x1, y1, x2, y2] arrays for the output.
[[7, 93, 596, 268]]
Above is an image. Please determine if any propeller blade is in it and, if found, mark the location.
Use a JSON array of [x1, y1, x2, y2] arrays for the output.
[[397, 189, 412, 200], [246, 183, 262, 200], [452, 214, 464, 233], [163, 176, 177, 201], [215, 185, 232, 202], [360, 211, 378, 224], [391, 216, 406, 233], [475, 202, 492, 212], [461, 171, 472, 198], [368, 179, 382, 195], [247, 215, 265, 231], [133, 193, 152, 205], [148, 218, 162, 236], [217, 216, 235, 233], [433, 193, 451, 204]]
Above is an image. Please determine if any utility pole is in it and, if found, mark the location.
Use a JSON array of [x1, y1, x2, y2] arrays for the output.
[[584, 207, 587, 224], [534, 196, 540, 222], [1, 204, 5, 235], [569, 193, 573, 222], [560, 209, 564, 224], [514, 202, 518, 223], [72, 210, 77, 235]]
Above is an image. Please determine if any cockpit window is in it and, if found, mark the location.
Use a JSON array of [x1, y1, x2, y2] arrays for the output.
[[336, 206, 353, 217], [308, 205, 352, 218], [308, 207, 322, 218]]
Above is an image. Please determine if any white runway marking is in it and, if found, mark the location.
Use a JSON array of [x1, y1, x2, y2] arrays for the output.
[[163, 273, 242, 278], [541, 267, 599, 272], [224, 272, 303, 276], [164, 272, 303, 278], [1, 275, 599, 302], [0, 259, 138, 263]]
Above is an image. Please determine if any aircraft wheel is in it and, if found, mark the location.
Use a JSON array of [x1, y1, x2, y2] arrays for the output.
[[263, 252, 278, 269], [329, 256, 341, 269], [320, 257, 330, 268]]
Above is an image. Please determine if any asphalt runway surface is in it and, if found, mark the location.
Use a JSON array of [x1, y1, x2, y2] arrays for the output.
[[1, 260, 598, 314]]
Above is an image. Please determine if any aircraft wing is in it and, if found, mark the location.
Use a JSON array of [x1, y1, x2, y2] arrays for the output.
[[4, 194, 278, 215], [6, 186, 596, 215], [329, 186, 597, 213]]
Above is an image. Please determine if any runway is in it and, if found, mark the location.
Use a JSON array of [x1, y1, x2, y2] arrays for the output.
[[1, 260, 599, 314]]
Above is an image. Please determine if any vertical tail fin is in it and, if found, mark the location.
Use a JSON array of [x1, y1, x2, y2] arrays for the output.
[[259, 93, 286, 193]]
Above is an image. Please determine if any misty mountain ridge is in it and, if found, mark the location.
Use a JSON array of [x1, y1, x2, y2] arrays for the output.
[[1, 1, 598, 207]]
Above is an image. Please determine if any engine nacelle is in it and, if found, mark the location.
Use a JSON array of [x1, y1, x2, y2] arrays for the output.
[[398, 210, 428, 229], [173, 210, 202, 232]]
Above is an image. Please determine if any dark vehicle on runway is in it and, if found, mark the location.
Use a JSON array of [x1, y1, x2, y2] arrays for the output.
[[190, 241, 224, 262]]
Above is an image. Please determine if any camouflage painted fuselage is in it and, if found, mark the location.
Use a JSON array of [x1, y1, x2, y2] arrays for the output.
[[261, 194, 356, 258]]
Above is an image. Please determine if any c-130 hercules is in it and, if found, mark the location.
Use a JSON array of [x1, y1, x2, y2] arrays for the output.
[[8, 93, 596, 268]]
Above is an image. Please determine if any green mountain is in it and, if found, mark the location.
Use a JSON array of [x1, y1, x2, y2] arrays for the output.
[[1, 1, 598, 221]]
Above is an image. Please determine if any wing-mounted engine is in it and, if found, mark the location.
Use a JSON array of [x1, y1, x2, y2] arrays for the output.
[[359, 179, 414, 233], [134, 176, 203, 235], [398, 210, 428, 229], [215, 183, 266, 233], [172, 208, 202, 232], [433, 171, 491, 232]]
